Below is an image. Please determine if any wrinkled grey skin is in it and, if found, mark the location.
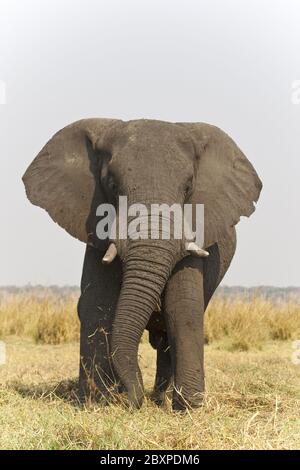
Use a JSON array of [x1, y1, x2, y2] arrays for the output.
[[23, 118, 262, 410]]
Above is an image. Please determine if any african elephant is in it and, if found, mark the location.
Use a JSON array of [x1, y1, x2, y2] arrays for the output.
[[23, 118, 262, 410]]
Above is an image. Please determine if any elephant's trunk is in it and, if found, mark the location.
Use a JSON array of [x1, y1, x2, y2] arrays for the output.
[[111, 238, 176, 407]]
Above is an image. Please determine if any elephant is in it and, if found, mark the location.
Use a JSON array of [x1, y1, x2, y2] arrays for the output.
[[22, 118, 262, 410]]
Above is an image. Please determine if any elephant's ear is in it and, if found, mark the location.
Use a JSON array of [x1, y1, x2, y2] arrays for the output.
[[22, 118, 121, 245], [179, 123, 262, 248]]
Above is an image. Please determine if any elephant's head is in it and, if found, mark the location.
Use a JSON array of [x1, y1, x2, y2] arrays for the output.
[[23, 118, 262, 406]]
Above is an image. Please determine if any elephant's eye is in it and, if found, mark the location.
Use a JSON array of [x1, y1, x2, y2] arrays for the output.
[[184, 178, 193, 198], [107, 176, 118, 196]]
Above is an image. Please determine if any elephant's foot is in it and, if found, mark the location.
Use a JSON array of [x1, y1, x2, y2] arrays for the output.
[[151, 375, 172, 406], [150, 387, 172, 406], [150, 390, 165, 407], [150, 369, 172, 408], [78, 358, 122, 405], [127, 388, 145, 409], [148, 328, 172, 406], [172, 385, 205, 411]]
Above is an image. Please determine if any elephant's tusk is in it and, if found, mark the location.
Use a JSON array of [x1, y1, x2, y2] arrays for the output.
[[102, 243, 118, 264], [185, 242, 209, 258]]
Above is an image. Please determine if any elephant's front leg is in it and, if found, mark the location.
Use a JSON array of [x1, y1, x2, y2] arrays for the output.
[[164, 257, 205, 411], [148, 326, 172, 405], [78, 245, 122, 402]]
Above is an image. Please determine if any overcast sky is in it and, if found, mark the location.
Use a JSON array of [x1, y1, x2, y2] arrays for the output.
[[0, 0, 299, 286]]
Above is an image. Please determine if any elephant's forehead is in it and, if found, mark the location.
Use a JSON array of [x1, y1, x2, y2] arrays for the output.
[[123, 119, 184, 141]]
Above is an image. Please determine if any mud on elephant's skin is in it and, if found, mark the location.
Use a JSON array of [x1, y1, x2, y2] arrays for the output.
[[23, 118, 262, 410]]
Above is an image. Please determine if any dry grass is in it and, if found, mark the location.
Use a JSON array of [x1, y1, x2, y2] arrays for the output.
[[0, 293, 299, 449], [205, 298, 300, 351], [0, 294, 79, 344], [0, 339, 299, 450], [0, 294, 299, 349]]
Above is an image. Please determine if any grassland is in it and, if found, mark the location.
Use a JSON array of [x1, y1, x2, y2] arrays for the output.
[[0, 293, 299, 450]]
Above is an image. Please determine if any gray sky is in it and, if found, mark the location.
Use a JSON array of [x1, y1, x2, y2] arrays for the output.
[[0, 0, 299, 286]]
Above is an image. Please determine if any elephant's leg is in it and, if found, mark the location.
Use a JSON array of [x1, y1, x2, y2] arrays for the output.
[[148, 327, 172, 405], [203, 228, 237, 309], [164, 257, 205, 411], [78, 245, 122, 402], [153, 340, 172, 406]]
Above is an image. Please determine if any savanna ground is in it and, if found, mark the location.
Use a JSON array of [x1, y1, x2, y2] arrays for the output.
[[0, 293, 299, 450]]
